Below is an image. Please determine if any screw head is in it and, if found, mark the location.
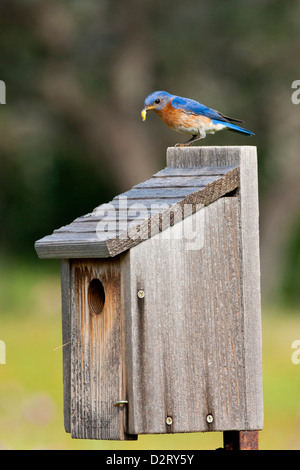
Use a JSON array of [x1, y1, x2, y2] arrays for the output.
[[166, 416, 173, 425], [137, 289, 145, 299], [206, 414, 214, 424]]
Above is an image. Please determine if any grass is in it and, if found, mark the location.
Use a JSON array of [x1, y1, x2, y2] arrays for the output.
[[0, 256, 299, 450]]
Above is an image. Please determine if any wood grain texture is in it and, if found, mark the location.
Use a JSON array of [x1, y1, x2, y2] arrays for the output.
[[129, 175, 222, 189], [60, 259, 71, 433], [166, 145, 244, 167], [70, 258, 135, 440], [106, 167, 239, 257], [238, 147, 263, 428], [119, 145, 263, 435], [167, 145, 263, 430], [154, 166, 236, 177], [123, 197, 250, 433], [122, 195, 262, 434]]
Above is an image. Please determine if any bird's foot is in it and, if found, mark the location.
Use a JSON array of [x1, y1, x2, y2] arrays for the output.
[[175, 134, 204, 147], [175, 143, 188, 147]]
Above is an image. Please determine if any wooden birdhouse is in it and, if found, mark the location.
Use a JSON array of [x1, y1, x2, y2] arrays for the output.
[[35, 146, 263, 448]]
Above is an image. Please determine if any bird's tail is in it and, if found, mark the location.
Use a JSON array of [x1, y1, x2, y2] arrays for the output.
[[222, 121, 255, 136]]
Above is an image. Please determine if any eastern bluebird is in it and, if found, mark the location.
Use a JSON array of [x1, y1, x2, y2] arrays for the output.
[[141, 91, 254, 146]]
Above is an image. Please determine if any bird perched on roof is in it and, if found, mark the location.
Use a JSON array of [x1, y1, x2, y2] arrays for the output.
[[141, 91, 254, 146]]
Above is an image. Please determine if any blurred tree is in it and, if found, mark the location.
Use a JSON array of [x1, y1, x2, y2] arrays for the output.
[[0, 0, 299, 306]]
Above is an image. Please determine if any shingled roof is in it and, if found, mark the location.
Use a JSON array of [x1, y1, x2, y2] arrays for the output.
[[35, 153, 239, 259]]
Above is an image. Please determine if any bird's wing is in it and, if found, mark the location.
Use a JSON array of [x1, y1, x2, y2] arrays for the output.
[[171, 96, 243, 123]]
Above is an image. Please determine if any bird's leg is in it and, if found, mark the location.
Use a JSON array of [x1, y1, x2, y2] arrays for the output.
[[175, 134, 204, 147]]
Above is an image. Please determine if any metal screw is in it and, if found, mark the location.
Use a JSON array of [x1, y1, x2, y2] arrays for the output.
[[137, 289, 145, 299], [206, 414, 214, 424], [114, 400, 128, 407], [166, 416, 173, 425]]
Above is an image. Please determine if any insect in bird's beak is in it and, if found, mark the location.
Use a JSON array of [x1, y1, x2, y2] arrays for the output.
[[141, 104, 156, 121]]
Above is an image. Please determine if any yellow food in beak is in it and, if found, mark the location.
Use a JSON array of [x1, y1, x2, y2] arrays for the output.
[[141, 108, 147, 121]]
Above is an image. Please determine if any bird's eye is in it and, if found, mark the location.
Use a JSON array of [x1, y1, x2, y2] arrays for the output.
[[155, 99, 160, 104]]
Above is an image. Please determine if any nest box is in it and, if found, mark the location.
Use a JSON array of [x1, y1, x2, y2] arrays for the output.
[[35, 146, 263, 442]]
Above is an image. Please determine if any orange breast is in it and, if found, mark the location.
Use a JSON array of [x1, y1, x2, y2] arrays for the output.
[[154, 101, 185, 129], [154, 101, 212, 133]]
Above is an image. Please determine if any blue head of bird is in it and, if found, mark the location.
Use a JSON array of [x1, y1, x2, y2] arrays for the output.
[[141, 91, 173, 120]]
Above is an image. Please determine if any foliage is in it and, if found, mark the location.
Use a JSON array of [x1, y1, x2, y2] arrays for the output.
[[0, 0, 299, 303]]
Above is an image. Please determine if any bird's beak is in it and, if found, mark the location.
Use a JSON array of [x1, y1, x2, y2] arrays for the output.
[[141, 105, 156, 121]]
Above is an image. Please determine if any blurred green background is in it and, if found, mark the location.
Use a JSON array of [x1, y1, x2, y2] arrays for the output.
[[0, 0, 299, 450]]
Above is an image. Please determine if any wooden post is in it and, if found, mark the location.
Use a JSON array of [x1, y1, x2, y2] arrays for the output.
[[223, 431, 259, 450]]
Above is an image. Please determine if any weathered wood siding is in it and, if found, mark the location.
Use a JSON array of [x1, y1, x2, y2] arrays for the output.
[[121, 146, 263, 434], [69, 258, 134, 440]]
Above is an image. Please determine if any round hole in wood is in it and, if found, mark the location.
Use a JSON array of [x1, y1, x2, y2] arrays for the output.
[[88, 278, 105, 315]]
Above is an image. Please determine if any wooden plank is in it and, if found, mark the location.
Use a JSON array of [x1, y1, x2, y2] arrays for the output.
[[70, 258, 135, 440], [166, 145, 243, 167], [109, 198, 182, 209], [36, 233, 106, 242], [91, 201, 165, 214], [238, 147, 263, 429], [154, 165, 237, 177], [117, 187, 199, 199], [60, 259, 71, 433], [54, 222, 132, 233], [107, 167, 239, 257], [35, 239, 111, 259], [167, 146, 263, 430], [75, 212, 154, 222], [133, 175, 219, 188], [123, 196, 262, 434]]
